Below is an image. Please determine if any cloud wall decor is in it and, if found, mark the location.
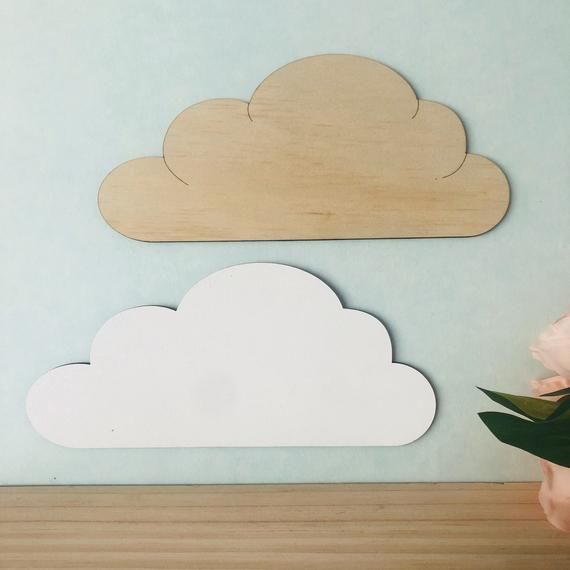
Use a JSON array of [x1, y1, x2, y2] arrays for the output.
[[98, 54, 509, 241], [27, 263, 436, 448]]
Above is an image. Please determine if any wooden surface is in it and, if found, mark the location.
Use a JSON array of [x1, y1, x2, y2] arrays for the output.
[[1, 483, 568, 569], [98, 54, 510, 241]]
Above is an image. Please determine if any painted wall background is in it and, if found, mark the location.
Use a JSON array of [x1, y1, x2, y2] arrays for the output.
[[1, 0, 568, 484]]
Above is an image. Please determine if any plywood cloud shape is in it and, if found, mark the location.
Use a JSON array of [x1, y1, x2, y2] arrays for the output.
[[99, 55, 509, 241], [27, 264, 436, 448]]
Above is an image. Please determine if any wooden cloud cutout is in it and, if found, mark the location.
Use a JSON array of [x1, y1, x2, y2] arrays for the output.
[[98, 55, 510, 241]]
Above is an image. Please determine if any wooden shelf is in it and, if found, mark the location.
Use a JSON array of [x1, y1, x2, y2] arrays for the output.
[[1, 483, 568, 569]]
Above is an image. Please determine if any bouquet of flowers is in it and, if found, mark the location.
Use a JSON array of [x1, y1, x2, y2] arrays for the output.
[[479, 312, 570, 531]]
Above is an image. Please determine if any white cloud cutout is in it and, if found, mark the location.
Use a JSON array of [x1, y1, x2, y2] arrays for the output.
[[27, 264, 436, 448]]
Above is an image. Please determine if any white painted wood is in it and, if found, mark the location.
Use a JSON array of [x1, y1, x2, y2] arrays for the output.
[[27, 264, 436, 448]]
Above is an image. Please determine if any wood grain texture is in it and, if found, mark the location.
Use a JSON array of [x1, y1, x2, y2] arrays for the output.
[[1, 483, 568, 569], [98, 55, 510, 241]]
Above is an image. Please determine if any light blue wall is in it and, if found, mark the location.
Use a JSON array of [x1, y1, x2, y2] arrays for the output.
[[1, 0, 569, 484]]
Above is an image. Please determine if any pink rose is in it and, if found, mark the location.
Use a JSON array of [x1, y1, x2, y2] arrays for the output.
[[531, 375, 570, 400], [530, 372, 570, 533], [530, 312, 570, 379]]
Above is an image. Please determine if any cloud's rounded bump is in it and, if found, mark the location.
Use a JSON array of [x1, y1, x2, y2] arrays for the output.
[[26, 263, 436, 449], [249, 54, 418, 124], [98, 54, 510, 241]]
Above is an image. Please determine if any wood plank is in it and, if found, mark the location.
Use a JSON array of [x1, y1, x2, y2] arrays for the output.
[[1, 483, 568, 569]]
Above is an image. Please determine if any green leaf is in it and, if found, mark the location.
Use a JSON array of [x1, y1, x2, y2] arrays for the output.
[[477, 387, 557, 421], [545, 396, 570, 421], [478, 411, 570, 467], [541, 387, 570, 398]]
